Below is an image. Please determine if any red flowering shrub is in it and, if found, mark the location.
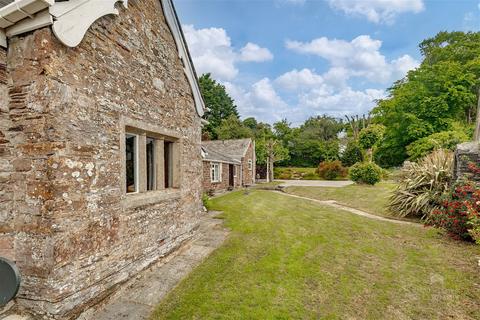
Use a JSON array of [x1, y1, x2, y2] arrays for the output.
[[429, 183, 480, 240], [317, 160, 347, 180], [429, 162, 480, 243]]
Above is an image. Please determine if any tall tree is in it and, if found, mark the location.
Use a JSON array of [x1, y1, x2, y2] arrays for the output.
[[300, 115, 344, 141], [373, 31, 480, 167], [358, 124, 385, 162], [285, 116, 343, 167], [215, 115, 253, 140], [255, 125, 289, 182], [199, 73, 239, 140], [345, 114, 371, 140], [273, 119, 293, 145]]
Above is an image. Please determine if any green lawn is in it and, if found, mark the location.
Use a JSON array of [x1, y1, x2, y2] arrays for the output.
[[285, 182, 397, 218], [152, 190, 480, 320]]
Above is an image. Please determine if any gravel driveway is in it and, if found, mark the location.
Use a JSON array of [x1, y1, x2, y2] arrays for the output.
[[277, 180, 353, 188]]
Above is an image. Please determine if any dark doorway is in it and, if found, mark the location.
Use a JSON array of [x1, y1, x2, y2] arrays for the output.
[[229, 164, 234, 187]]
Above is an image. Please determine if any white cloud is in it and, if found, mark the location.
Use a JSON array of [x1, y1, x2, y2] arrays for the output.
[[322, 67, 350, 88], [224, 79, 289, 123], [224, 74, 386, 124], [183, 25, 237, 80], [183, 24, 419, 124], [275, 68, 324, 91], [327, 0, 425, 24], [183, 25, 273, 81], [239, 43, 274, 62], [391, 54, 420, 79], [252, 78, 288, 108], [286, 35, 419, 83]]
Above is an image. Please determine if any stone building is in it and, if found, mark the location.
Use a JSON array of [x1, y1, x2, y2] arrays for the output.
[[0, 0, 205, 318], [454, 142, 480, 182], [202, 139, 256, 193]]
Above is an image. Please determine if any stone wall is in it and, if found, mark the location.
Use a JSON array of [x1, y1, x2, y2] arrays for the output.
[[0, 0, 203, 318], [454, 142, 480, 182], [241, 141, 256, 186], [202, 161, 240, 193], [0, 47, 13, 264]]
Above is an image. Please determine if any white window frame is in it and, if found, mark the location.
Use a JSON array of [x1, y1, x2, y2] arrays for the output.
[[125, 133, 139, 194], [248, 159, 253, 171], [211, 162, 222, 183]]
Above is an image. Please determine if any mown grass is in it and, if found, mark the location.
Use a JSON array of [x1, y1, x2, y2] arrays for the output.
[[286, 182, 397, 218], [152, 190, 480, 320]]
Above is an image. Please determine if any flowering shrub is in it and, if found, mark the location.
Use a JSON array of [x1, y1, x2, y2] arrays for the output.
[[429, 162, 480, 243], [317, 160, 347, 180]]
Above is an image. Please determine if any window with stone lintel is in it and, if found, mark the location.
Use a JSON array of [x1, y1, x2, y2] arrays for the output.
[[123, 124, 181, 196]]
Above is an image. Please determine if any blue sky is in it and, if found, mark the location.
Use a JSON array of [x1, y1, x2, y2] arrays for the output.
[[176, 0, 480, 125]]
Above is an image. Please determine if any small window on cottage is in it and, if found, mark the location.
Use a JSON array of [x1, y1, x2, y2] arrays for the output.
[[248, 159, 253, 171], [211, 162, 221, 183], [146, 137, 156, 191], [125, 133, 138, 193]]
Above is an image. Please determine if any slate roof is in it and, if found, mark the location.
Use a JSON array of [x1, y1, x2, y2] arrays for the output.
[[201, 139, 252, 164]]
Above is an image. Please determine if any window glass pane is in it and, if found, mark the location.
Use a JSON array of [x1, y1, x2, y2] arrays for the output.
[[147, 138, 155, 191], [126, 134, 136, 193], [211, 163, 220, 182], [164, 141, 173, 188]]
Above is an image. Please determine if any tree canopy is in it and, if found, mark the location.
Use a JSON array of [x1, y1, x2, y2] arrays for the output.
[[200, 73, 240, 140], [372, 31, 480, 166]]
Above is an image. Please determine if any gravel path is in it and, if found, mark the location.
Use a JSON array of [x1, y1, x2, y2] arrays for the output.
[[277, 180, 354, 188]]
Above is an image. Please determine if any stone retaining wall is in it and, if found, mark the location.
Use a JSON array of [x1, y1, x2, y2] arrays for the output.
[[454, 142, 480, 182]]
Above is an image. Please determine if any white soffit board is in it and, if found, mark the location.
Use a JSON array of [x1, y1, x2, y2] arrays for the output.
[[51, 0, 128, 48], [161, 0, 205, 117], [6, 9, 52, 37], [0, 0, 53, 28]]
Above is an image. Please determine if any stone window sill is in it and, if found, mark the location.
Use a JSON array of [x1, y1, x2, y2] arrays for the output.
[[122, 189, 181, 209]]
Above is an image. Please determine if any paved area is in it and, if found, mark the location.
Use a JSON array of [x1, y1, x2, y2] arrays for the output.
[[79, 211, 229, 320], [277, 179, 353, 188], [279, 192, 420, 226]]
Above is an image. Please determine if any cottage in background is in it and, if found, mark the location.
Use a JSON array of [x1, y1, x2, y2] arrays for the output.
[[202, 139, 256, 194], [0, 0, 205, 318]]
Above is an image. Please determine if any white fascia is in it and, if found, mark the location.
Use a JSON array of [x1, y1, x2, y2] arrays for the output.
[[0, 0, 54, 47]]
